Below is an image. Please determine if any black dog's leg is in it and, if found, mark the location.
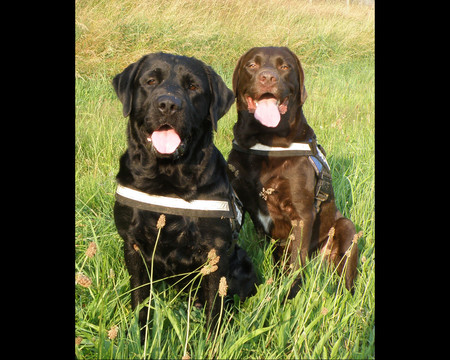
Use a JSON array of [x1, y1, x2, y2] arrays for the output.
[[201, 253, 231, 334], [123, 241, 150, 344], [227, 246, 258, 300]]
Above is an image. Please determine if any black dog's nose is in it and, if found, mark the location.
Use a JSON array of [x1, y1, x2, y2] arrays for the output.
[[258, 70, 279, 86], [157, 95, 182, 115]]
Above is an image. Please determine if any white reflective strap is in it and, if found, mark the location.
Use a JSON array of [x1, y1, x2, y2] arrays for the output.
[[249, 142, 311, 152], [116, 185, 231, 212]]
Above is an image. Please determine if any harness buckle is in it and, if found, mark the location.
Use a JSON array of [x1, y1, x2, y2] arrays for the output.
[[314, 172, 333, 213]]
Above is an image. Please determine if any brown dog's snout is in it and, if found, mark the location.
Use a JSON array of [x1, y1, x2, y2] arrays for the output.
[[157, 95, 182, 116], [258, 70, 279, 87]]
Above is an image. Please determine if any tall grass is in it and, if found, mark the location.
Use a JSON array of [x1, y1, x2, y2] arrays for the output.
[[75, 0, 374, 358]]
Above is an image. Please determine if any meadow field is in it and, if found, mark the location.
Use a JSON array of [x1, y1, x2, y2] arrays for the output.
[[75, 0, 374, 358]]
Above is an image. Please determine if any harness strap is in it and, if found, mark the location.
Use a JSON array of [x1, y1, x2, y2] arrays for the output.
[[232, 140, 314, 157], [115, 184, 244, 255], [116, 184, 243, 219], [228, 187, 244, 256], [232, 139, 333, 213]]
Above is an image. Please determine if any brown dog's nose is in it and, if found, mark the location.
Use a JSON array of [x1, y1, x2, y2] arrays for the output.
[[258, 70, 279, 86], [157, 95, 182, 115]]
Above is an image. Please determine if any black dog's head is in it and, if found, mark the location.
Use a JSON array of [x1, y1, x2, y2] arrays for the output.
[[113, 52, 234, 160], [232, 47, 307, 131]]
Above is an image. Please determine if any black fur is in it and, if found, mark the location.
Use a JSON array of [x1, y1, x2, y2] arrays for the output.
[[112, 53, 257, 341]]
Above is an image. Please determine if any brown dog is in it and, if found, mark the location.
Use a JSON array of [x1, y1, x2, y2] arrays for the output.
[[227, 47, 358, 295]]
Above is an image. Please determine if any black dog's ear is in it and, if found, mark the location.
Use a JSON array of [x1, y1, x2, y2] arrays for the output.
[[112, 59, 142, 117], [203, 65, 235, 131], [283, 47, 308, 106]]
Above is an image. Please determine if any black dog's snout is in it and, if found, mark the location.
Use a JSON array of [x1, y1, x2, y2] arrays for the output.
[[157, 95, 182, 115]]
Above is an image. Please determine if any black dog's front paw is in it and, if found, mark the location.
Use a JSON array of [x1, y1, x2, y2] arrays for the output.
[[227, 246, 258, 300], [287, 277, 302, 299]]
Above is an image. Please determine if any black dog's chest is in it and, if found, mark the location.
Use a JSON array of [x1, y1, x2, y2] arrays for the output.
[[133, 212, 204, 269], [117, 207, 231, 278]]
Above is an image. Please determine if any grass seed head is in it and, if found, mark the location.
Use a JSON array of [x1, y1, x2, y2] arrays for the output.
[[85, 242, 97, 258], [352, 230, 363, 244], [201, 249, 221, 275], [219, 276, 228, 297], [200, 264, 218, 276], [157, 214, 166, 229], [108, 325, 119, 340], [259, 187, 275, 200], [75, 273, 92, 288], [328, 226, 335, 239], [207, 248, 220, 266]]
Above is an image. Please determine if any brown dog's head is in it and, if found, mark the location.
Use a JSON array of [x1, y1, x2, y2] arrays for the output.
[[232, 47, 307, 129]]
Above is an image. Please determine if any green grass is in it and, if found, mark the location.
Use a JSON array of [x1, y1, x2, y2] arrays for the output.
[[75, 0, 374, 358]]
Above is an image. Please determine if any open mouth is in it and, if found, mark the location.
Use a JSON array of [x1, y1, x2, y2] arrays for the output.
[[246, 93, 289, 128], [147, 124, 182, 155]]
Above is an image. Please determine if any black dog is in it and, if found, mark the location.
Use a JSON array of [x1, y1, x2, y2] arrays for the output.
[[112, 52, 257, 340], [227, 47, 358, 296]]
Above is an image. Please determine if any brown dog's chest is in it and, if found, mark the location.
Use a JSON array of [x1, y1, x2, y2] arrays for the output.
[[229, 152, 316, 239], [260, 157, 316, 236]]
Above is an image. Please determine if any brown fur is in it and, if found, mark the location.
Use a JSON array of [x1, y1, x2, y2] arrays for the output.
[[227, 47, 358, 295]]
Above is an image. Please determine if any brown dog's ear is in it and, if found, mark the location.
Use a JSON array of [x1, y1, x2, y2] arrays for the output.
[[203, 65, 235, 131], [283, 48, 308, 106], [232, 48, 254, 98], [232, 55, 243, 97], [112, 58, 142, 118]]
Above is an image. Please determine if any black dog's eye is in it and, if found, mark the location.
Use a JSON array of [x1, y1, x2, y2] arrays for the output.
[[188, 83, 198, 91], [147, 78, 157, 85]]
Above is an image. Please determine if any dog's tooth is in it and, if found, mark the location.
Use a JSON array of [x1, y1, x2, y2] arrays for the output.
[[255, 101, 259, 107]]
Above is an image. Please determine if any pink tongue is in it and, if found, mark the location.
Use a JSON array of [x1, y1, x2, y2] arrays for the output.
[[254, 98, 280, 128], [150, 128, 181, 154]]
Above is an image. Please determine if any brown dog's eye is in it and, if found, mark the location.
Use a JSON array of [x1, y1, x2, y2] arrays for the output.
[[280, 65, 290, 70], [247, 62, 257, 69], [147, 78, 156, 85]]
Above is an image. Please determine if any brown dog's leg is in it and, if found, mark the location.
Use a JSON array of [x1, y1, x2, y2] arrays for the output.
[[277, 211, 315, 299], [289, 215, 314, 270], [286, 216, 313, 298], [325, 217, 358, 293]]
